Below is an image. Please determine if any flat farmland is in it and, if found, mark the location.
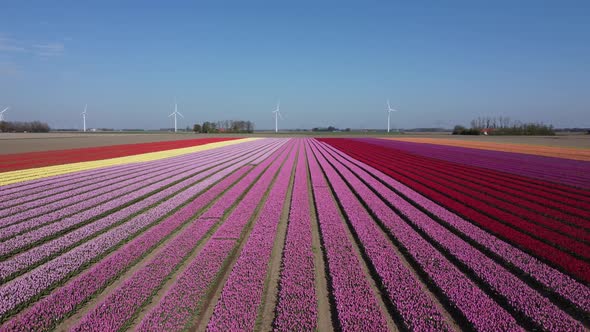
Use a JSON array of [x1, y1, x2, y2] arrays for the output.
[[0, 137, 588, 331]]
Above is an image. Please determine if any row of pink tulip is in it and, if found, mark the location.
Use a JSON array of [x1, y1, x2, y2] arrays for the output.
[[309, 140, 452, 331], [272, 144, 318, 331], [1, 139, 285, 330], [317, 140, 586, 331], [206, 141, 297, 331], [0, 141, 273, 283], [304, 142, 390, 331], [137, 141, 294, 331], [323, 141, 590, 314]]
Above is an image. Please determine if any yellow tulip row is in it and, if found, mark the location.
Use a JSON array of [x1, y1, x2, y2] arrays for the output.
[[0, 138, 260, 186]]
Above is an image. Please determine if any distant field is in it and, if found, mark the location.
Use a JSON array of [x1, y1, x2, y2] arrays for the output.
[[0, 137, 588, 331], [1, 131, 588, 154]]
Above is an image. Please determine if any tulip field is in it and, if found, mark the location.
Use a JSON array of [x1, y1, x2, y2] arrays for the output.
[[0, 136, 588, 331]]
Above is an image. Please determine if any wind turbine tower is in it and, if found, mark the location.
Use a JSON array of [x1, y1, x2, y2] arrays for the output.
[[81, 105, 87, 132], [386, 100, 398, 133], [169, 98, 184, 133], [272, 100, 282, 133], [0, 107, 9, 122]]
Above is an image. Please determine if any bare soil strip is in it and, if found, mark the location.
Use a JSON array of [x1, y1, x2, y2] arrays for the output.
[[307, 149, 335, 332], [308, 142, 399, 331], [255, 147, 298, 331], [190, 143, 295, 331]]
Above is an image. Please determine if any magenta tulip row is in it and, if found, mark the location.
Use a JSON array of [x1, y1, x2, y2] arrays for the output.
[[323, 141, 590, 314], [308, 140, 453, 331], [0, 142, 252, 232], [1, 140, 286, 329], [0, 142, 271, 282], [0, 140, 281, 320], [305, 142, 390, 331], [315, 140, 586, 331], [72, 141, 291, 331], [272, 144, 318, 332], [0, 144, 264, 258], [206, 141, 297, 331], [0, 143, 233, 207], [137, 141, 294, 331], [0, 147, 231, 217]]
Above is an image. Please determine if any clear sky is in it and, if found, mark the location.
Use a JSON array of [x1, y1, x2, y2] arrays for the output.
[[0, 1, 589, 130]]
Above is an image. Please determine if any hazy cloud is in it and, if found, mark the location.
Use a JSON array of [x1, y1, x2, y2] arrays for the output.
[[0, 36, 26, 52], [32, 42, 65, 57]]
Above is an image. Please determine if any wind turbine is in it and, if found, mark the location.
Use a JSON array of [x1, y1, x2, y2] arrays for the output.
[[0, 107, 9, 122], [386, 99, 398, 133], [272, 100, 283, 133], [81, 104, 87, 132], [169, 98, 184, 132]]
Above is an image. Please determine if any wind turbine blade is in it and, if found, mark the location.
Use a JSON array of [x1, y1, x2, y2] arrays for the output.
[[1, 107, 8, 113], [177, 112, 184, 118], [84, 104, 87, 113], [387, 99, 392, 110], [169, 112, 175, 117]]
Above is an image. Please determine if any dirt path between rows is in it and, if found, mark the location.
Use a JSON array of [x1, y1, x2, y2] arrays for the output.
[[256, 149, 297, 331]]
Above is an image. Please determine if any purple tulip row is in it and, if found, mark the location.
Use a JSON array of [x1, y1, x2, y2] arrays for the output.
[[0, 162, 149, 209], [0, 140, 281, 320], [0, 139, 286, 329], [323, 142, 590, 314], [360, 138, 590, 189], [71, 141, 292, 331], [308, 140, 453, 331], [0, 165, 253, 331], [0, 151, 256, 258], [309, 141, 522, 331], [316, 140, 587, 331], [0, 142, 250, 232], [0, 140, 235, 200], [206, 141, 297, 332], [137, 141, 295, 331], [304, 142, 390, 331], [272, 144, 318, 332], [0, 141, 274, 282], [0, 145, 238, 217]]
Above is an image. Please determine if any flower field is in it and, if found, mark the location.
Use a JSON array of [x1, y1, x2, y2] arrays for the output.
[[0, 137, 588, 331]]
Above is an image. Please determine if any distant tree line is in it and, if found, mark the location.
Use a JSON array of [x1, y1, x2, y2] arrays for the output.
[[453, 116, 555, 135], [193, 120, 255, 133], [311, 126, 351, 132], [0, 121, 50, 133]]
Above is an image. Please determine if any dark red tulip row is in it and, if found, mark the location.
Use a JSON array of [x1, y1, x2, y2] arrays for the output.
[[0, 137, 239, 172], [314, 140, 586, 331], [0, 139, 286, 330], [320, 138, 590, 284], [360, 138, 590, 206]]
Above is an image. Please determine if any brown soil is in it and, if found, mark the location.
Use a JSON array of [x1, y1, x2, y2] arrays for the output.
[[255, 148, 297, 331], [190, 148, 292, 331], [0, 133, 242, 154], [308, 162, 335, 332]]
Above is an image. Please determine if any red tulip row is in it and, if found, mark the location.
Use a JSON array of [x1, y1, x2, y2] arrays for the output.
[[0, 137, 238, 171], [360, 138, 590, 209], [314, 140, 585, 331], [307, 140, 453, 331], [320, 139, 590, 284], [305, 141, 391, 331], [1, 139, 286, 331]]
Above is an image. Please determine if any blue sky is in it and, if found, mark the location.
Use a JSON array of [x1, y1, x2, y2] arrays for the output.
[[0, 1, 589, 130]]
